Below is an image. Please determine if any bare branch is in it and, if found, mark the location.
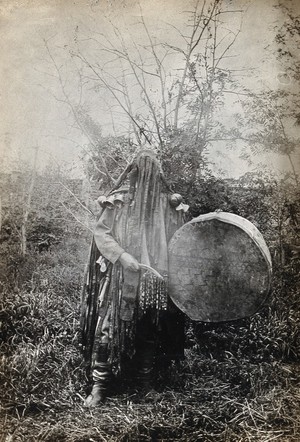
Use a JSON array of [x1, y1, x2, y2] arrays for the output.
[[60, 201, 94, 233], [137, 12, 168, 131], [43, 38, 116, 185], [73, 50, 152, 144], [58, 181, 95, 216]]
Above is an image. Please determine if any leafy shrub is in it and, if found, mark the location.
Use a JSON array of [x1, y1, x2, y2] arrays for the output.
[[1, 170, 300, 441]]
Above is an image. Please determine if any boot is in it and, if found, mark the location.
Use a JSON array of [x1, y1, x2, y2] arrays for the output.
[[135, 339, 155, 392], [136, 365, 153, 390], [84, 345, 111, 407]]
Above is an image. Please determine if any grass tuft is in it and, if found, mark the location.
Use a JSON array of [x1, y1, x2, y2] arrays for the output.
[[1, 242, 300, 441]]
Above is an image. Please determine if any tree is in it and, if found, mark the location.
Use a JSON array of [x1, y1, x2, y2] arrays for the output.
[[44, 0, 245, 191], [275, 1, 300, 87], [20, 146, 39, 256], [0, 159, 93, 260], [221, 1, 300, 186]]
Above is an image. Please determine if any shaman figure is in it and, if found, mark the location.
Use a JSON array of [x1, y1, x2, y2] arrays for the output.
[[81, 149, 188, 406]]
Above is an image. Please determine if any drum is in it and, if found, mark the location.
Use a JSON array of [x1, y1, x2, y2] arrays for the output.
[[168, 212, 272, 322]]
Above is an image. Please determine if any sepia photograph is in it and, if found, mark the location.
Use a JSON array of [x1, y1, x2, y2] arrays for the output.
[[0, 0, 299, 440]]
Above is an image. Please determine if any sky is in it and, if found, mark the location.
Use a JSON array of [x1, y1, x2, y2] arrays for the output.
[[0, 0, 299, 179]]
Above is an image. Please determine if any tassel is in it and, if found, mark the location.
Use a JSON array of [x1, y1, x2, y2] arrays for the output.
[[139, 272, 168, 311]]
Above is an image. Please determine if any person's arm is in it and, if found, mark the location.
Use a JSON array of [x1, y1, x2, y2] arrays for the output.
[[119, 252, 140, 271], [94, 210, 139, 271]]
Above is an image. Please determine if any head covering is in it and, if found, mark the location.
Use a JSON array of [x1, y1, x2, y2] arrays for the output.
[[125, 150, 168, 275]]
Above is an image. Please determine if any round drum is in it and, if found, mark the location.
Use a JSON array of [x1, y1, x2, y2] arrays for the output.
[[168, 212, 272, 322]]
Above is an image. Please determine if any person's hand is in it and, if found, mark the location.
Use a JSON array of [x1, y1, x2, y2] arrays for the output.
[[119, 252, 140, 272]]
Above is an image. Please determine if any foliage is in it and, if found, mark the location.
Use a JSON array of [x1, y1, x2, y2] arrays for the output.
[[79, 129, 137, 189], [43, 0, 300, 197], [216, 2, 300, 187], [1, 3, 300, 438], [43, 0, 249, 187], [0, 235, 89, 408], [1, 172, 300, 440], [275, 1, 300, 85], [0, 167, 93, 289]]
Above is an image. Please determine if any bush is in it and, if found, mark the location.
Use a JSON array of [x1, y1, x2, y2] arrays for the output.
[[1, 173, 300, 441]]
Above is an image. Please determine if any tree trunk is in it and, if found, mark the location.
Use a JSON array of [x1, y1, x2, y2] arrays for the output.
[[0, 195, 2, 233], [21, 147, 39, 256]]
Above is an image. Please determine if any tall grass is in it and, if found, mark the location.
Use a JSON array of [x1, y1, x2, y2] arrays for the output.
[[1, 202, 300, 441]]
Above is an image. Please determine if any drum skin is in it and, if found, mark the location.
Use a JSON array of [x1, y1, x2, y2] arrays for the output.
[[168, 212, 272, 322]]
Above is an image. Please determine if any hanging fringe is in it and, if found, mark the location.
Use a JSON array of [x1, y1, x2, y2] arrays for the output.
[[139, 271, 168, 311]]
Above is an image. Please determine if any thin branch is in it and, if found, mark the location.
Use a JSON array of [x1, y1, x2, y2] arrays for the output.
[[278, 116, 299, 185], [173, 0, 219, 128], [113, 28, 163, 145], [60, 201, 93, 233], [43, 38, 116, 184], [58, 181, 95, 216], [139, 11, 168, 132], [74, 50, 152, 144]]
